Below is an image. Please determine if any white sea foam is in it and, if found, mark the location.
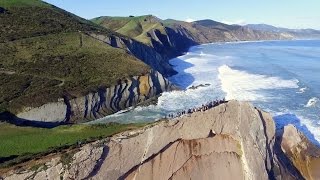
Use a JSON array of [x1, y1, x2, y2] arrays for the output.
[[273, 112, 320, 146], [305, 97, 319, 107], [298, 116, 320, 145], [90, 41, 320, 147], [218, 65, 299, 101], [296, 87, 307, 94]]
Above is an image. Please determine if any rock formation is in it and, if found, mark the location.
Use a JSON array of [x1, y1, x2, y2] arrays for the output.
[[277, 125, 320, 180], [3, 100, 318, 180], [3, 71, 174, 125], [89, 33, 178, 77]]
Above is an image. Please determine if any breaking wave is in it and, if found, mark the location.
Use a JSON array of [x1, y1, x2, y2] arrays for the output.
[[305, 97, 319, 107], [218, 65, 299, 101]]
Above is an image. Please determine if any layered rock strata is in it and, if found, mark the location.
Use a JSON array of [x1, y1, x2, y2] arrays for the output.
[[11, 71, 173, 124], [3, 101, 318, 179]]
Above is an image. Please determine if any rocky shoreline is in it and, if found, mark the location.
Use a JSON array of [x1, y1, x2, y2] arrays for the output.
[[1, 71, 175, 127], [2, 100, 319, 179]]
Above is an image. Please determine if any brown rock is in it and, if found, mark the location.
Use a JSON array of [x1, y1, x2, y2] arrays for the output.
[[279, 124, 320, 180], [2, 101, 316, 180]]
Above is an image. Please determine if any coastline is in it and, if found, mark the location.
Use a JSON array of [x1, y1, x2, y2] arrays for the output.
[[91, 39, 320, 147]]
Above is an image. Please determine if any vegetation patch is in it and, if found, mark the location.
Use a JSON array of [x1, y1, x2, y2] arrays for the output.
[[0, 122, 148, 168], [60, 151, 75, 168], [0, 0, 150, 114], [0, 0, 113, 42], [92, 15, 167, 45], [0, 32, 149, 113]]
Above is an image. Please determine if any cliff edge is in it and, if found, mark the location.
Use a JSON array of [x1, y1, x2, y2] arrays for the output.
[[2, 100, 319, 179]]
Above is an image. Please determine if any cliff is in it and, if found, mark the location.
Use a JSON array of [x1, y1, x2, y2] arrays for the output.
[[92, 16, 291, 64], [246, 24, 320, 39], [89, 33, 178, 77], [91, 16, 291, 79], [2, 71, 174, 126], [0, 0, 178, 124], [0, 1, 297, 125], [2, 100, 318, 179]]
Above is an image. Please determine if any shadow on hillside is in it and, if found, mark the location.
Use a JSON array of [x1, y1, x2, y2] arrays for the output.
[[274, 113, 320, 147], [169, 57, 195, 89], [0, 111, 64, 128]]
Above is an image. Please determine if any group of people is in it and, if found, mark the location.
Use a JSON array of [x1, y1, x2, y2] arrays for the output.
[[166, 98, 227, 119]]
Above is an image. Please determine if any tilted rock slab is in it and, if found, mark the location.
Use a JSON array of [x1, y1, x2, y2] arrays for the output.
[[2, 101, 307, 180], [278, 124, 320, 180], [14, 70, 173, 124]]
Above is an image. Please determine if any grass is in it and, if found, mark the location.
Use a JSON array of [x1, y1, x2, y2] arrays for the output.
[[0, 0, 49, 8], [0, 0, 113, 42], [0, 122, 148, 165], [0, 32, 150, 114], [0, 0, 151, 114], [92, 15, 168, 45]]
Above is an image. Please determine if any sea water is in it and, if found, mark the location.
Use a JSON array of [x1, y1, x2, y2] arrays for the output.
[[91, 40, 320, 145]]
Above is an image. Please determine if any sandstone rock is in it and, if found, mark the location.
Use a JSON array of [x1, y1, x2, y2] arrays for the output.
[[278, 124, 320, 180], [2, 101, 314, 180]]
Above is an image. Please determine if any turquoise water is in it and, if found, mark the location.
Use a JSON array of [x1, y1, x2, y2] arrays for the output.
[[92, 40, 320, 145]]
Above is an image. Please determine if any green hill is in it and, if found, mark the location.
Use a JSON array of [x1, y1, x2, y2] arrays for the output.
[[0, 0, 149, 114], [0, 0, 115, 42], [92, 15, 167, 45]]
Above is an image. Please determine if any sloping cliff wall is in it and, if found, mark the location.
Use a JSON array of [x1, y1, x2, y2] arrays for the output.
[[8, 71, 173, 125], [3, 101, 314, 180], [90, 33, 178, 77]]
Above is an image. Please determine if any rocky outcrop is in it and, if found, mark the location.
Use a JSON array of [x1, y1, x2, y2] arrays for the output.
[[277, 125, 320, 180], [3, 100, 316, 180], [9, 71, 174, 124]]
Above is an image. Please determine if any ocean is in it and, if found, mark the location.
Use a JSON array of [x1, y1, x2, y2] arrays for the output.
[[91, 40, 320, 145]]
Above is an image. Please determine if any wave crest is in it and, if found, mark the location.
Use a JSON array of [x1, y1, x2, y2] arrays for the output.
[[305, 97, 319, 107], [218, 65, 299, 101]]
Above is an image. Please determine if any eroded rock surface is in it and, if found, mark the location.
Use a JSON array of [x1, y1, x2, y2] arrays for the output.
[[8, 71, 174, 124], [2, 101, 316, 180], [278, 124, 320, 180]]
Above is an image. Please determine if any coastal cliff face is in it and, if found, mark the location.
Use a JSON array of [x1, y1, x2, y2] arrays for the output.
[[91, 16, 291, 78], [168, 20, 290, 44], [3, 100, 317, 180], [13, 71, 173, 124], [89, 33, 178, 77]]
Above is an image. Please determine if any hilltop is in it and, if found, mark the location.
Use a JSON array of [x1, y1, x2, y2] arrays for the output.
[[92, 15, 291, 65], [246, 24, 320, 39], [92, 15, 163, 45], [93, 15, 290, 45], [0, 0, 116, 42]]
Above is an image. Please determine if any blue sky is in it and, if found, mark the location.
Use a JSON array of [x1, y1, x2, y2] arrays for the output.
[[44, 0, 320, 29]]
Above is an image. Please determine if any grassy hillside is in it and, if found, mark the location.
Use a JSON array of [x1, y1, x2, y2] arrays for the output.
[[0, 32, 149, 114], [92, 15, 167, 45], [0, 0, 49, 8], [0, 0, 114, 42], [0, 122, 148, 168], [193, 19, 241, 31], [0, 0, 150, 114]]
